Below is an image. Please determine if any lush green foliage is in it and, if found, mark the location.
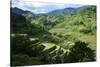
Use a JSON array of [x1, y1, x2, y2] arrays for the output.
[[11, 5, 96, 66]]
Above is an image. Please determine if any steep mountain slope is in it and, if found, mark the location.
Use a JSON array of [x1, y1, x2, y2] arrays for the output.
[[11, 7, 35, 22], [49, 6, 96, 50], [11, 12, 72, 66]]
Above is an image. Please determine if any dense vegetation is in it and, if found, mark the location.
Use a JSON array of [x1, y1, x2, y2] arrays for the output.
[[11, 5, 96, 66]]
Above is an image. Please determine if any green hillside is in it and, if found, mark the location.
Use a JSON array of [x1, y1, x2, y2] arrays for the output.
[[49, 6, 96, 50], [11, 5, 96, 66]]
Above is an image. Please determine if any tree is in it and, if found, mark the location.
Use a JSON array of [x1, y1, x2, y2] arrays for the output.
[[64, 41, 95, 63]]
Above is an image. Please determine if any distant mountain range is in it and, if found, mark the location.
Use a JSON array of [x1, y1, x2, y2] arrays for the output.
[[47, 7, 77, 16], [11, 7, 78, 16], [11, 5, 96, 16], [11, 5, 96, 30]]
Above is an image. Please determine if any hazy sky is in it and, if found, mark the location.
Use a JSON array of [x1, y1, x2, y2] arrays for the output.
[[11, 0, 85, 14]]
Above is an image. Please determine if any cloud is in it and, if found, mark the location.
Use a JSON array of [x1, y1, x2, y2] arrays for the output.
[[11, 0, 85, 14]]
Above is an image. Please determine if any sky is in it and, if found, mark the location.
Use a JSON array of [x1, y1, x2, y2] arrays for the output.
[[11, 0, 85, 14]]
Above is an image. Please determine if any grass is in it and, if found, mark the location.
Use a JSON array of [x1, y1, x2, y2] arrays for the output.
[[41, 43, 55, 50], [79, 34, 96, 50]]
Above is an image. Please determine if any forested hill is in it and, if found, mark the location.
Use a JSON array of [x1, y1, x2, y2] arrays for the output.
[[11, 5, 96, 66]]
